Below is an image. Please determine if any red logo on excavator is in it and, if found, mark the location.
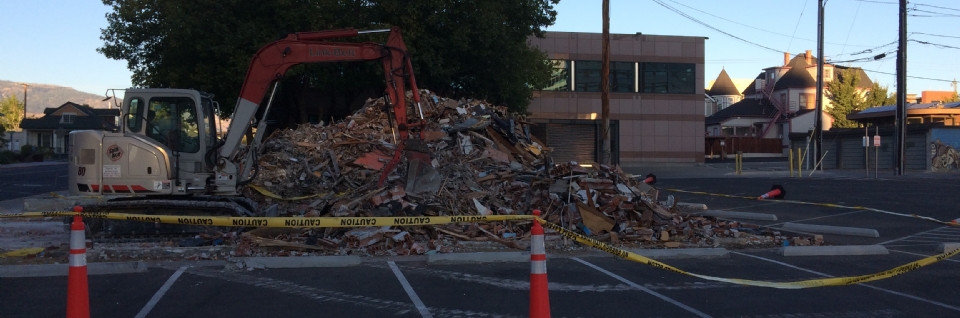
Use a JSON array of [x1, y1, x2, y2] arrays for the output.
[[107, 144, 123, 161]]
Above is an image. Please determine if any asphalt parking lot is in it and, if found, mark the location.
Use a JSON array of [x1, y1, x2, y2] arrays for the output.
[[3, 249, 960, 318], [3, 162, 960, 317]]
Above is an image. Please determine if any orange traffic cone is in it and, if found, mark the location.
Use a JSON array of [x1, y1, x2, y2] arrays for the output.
[[639, 173, 657, 185], [66, 206, 90, 318], [530, 209, 550, 318], [758, 185, 786, 200]]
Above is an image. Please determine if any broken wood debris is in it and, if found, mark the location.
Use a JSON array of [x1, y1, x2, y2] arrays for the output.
[[227, 89, 794, 256]]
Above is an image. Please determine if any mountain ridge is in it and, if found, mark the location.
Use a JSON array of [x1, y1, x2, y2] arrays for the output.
[[0, 80, 120, 115]]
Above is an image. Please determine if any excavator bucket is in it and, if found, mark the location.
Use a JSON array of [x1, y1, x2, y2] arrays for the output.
[[403, 140, 441, 194]]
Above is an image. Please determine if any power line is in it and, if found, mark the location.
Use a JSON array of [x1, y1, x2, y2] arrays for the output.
[[909, 8, 960, 18], [910, 39, 960, 50], [651, 0, 783, 53], [838, 0, 863, 57], [787, 0, 810, 52], [914, 3, 960, 12], [662, 0, 877, 48], [862, 69, 953, 82], [911, 32, 960, 40]]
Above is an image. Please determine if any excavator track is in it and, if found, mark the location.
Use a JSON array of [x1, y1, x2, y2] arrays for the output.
[[78, 196, 259, 240]]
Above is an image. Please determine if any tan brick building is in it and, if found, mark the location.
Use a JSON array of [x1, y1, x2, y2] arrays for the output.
[[526, 32, 706, 165]]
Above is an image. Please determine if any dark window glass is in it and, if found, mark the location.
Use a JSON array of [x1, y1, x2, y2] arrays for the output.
[[146, 97, 200, 153], [126, 98, 144, 133], [610, 62, 634, 93], [202, 97, 217, 151], [542, 60, 570, 91], [575, 61, 602, 92], [574, 61, 635, 92], [641, 63, 695, 94]]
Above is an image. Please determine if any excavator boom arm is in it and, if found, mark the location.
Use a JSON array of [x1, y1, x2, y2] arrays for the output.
[[219, 27, 421, 161]]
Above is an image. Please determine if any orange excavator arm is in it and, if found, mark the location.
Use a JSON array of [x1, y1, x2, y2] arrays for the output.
[[214, 27, 424, 188]]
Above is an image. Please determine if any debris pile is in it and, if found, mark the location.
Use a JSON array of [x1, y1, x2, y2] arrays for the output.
[[235, 90, 792, 256]]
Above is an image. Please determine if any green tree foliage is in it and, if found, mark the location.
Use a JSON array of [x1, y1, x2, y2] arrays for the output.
[[98, 0, 558, 117], [0, 95, 24, 132], [946, 91, 959, 103], [863, 82, 895, 108], [826, 69, 866, 128]]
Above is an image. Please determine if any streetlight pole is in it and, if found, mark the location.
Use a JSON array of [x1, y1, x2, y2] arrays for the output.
[[814, 0, 825, 171], [894, 0, 907, 175]]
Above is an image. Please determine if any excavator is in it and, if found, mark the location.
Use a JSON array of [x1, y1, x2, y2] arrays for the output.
[[68, 27, 430, 235]]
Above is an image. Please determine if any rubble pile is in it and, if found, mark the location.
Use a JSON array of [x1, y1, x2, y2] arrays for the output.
[[235, 90, 793, 256]]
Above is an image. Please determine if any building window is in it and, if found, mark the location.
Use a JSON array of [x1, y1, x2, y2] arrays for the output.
[[542, 60, 570, 91], [640, 63, 695, 94], [574, 61, 634, 92], [825, 69, 832, 80], [39, 133, 52, 148], [61, 113, 76, 124]]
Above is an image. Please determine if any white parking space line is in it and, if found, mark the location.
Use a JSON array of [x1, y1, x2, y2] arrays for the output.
[[879, 226, 949, 245], [719, 202, 782, 210], [572, 257, 711, 318], [387, 261, 432, 318], [732, 252, 960, 312], [766, 210, 865, 227], [135, 266, 187, 318], [889, 250, 960, 264]]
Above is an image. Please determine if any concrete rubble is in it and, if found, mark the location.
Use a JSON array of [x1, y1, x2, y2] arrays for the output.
[[218, 89, 807, 257], [0, 90, 812, 265]]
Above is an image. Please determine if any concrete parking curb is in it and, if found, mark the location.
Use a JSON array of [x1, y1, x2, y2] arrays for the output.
[[233, 256, 361, 269], [626, 248, 730, 259], [936, 243, 960, 253], [0, 261, 147, 277], [426, 251, 530, 264], [698, 210, 778, 221], [782, 222, 880, 237], [777, 245, 889, 256]]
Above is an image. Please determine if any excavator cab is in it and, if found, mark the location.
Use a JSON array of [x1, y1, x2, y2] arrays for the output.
[[70, 89, 220, 196]]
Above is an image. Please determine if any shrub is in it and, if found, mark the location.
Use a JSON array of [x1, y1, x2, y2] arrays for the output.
[[0, 150, 16, 164]]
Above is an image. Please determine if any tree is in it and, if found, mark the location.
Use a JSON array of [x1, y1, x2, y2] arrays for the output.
[[0, 95, 24, 132], [946, 91, 959, 103], [99, 0, 558, 117], [863, 82, 895, 107], [826, 68, 866, 128]]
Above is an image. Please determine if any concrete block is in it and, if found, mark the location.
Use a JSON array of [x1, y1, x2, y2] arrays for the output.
[[777, 245, 888, 256], [782, 222, 879, 237], [427, 252, 529, 264], [936, 243, 960, 253], [700, 210, 777, 221], [236, 256, 361, 268], [0, 261, 147, 278], [626, 248, 729, 259]]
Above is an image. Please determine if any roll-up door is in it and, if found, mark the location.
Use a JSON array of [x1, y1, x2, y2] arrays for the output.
[[546, 123, 596, 164]]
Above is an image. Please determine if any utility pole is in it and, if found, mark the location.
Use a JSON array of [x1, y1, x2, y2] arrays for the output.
[[894, 0, 907, 175], [600, 0, 611, 165], [814, 0, 825, 170]]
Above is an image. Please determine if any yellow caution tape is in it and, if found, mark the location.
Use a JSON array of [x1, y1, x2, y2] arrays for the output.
[[535, 217, 960, 289], [3, 209, 957, 288], [0, 247, 46, 258], [0, 211, 533, 227], [666, 188, 960, 227]]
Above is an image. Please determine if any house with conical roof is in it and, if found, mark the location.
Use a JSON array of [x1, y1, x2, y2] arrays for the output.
[[705, 50, 873, 154], [705, 69, 742, 116]]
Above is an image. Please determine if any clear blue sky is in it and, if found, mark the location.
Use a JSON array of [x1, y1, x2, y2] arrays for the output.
[[2, 0, 958, 100]]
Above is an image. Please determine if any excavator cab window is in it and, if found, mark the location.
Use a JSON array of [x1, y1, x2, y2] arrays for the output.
[[146, 97, 200, 153], [126, 98, 144, 133], [201, 97, 218, 149]]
